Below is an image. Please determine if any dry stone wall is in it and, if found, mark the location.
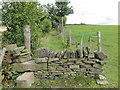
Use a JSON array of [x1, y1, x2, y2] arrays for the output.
[[34, 47, 107, 79], [1, 45, 108, 87], [9, 46, 107, 80]]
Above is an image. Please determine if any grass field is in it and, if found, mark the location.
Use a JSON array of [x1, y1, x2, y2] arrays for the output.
[[39, 25, 118, 88], [65, 25, 118, 88]]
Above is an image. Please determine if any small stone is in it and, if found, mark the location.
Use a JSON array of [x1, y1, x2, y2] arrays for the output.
[[98, 75, 106, 80], [20, 51, 31, 56], [96, 80, 108, 85], [21, 49, 29, 53], [48, 58, 59, 62], [88, 71, 103, 75]]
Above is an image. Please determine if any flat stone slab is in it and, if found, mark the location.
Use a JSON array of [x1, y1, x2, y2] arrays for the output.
[[13, 55, 31, 63], [35, 58, 48, 63], [69, 65, 79, 68], [13, 46, 25, 54], [48, 58, 59, 62], [16, 72, 34, 88], [13, 60, 47, 72]]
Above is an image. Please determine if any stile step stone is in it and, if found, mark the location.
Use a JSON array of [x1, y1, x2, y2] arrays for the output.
[[16, 72, 34, 88], [13, 60, 47, 72]]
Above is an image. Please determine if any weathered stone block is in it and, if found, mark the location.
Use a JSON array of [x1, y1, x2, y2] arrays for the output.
[[13, 46, 25, 54], [7, 44, 17, 51], [16, 72, 34, 88], [48, 65, 57, 71], [14, 55, 31, 63], [36, 47, 50, 58], [35, 58, 48, 63], [13, 60, 47, 72], [94, 51, 107, 60]]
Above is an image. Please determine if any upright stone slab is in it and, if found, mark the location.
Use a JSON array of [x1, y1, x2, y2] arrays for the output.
[[0, 33, 2, 49], [16, 72, 34, 88], [36, 47, 50, 58], [76, 48, 83, 58], [0, 48, 6, 69], [94, 51, 107, 60]]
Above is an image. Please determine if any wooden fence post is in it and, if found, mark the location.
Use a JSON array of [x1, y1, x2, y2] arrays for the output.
[[0, 33, 2, 49], [80, 35, 83, 58], [23, 25, 31, 51], [97, 32, 101, 52], [69, 30, 72, 47]]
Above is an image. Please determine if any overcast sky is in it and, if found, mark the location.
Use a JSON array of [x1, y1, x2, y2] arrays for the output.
[[39, 0, 119, 25]]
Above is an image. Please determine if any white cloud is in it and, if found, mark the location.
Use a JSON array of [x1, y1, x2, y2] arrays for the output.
[[39, 0, 119, 25]]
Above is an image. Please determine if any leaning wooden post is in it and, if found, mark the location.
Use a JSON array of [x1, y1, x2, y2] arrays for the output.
[[69, 30, 72, 47], [97, 32, 101, 52], [80, 35, 83, 58], [23, 25, 31, 51]]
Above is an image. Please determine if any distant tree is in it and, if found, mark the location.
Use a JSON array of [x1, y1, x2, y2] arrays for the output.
[[55, 0, 73, 17], [45, 0, 73, 32]]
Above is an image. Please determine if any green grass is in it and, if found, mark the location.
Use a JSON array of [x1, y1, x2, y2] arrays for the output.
[[39, 25, 118, 88], [40, 31, 66, 51], [65, 25, 118, 88]]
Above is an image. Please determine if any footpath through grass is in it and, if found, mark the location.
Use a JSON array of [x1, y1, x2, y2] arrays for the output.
[[35, 25, 118, 88]]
